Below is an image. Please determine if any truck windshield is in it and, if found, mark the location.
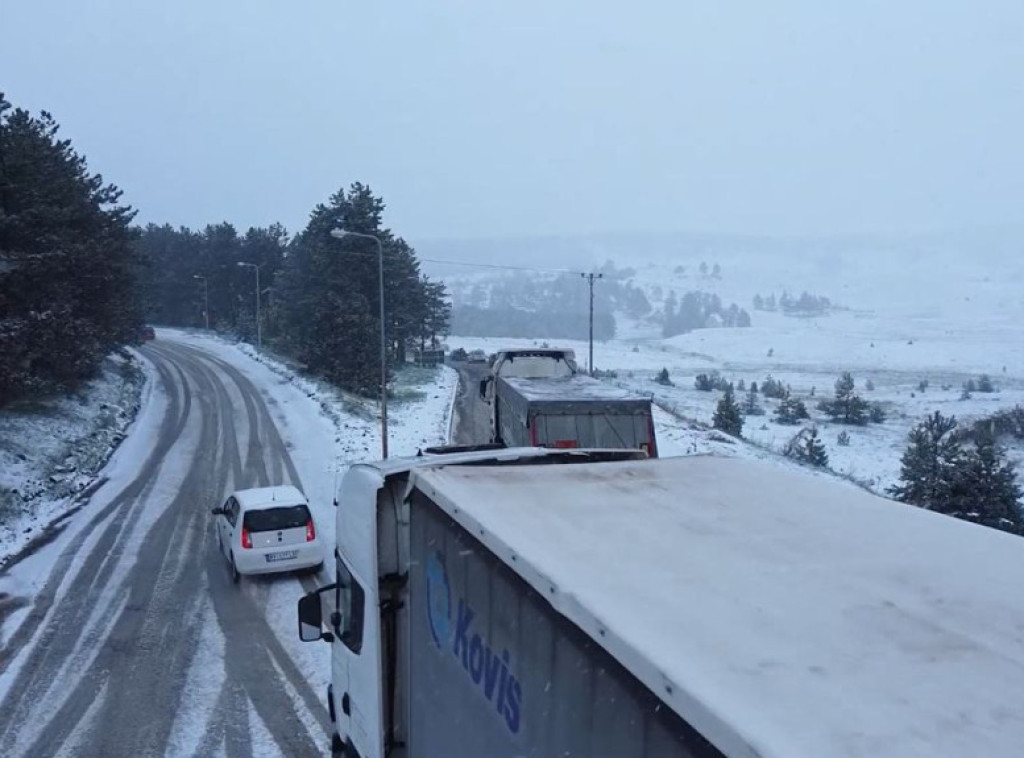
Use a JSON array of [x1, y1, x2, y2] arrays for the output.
[[243, 504, 311, 532]]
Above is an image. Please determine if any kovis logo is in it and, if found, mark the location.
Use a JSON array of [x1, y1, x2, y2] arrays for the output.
[[425, 551, 523, 734]]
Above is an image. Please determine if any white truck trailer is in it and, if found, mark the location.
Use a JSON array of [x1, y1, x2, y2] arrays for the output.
[[298, 450, 1024, 758]]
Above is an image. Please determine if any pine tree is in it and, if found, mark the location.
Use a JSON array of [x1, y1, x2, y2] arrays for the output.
[[713, 386, 743, 437], [888, 412, 963, 511], [775, 396, 809, 425], [783, 427, 829, 467], [743, 384, 764, 416], [825, 372, 868, 425], [1, 93, 141, 405], [948, 432, 1022, 532], [804, 428, 829, 467]]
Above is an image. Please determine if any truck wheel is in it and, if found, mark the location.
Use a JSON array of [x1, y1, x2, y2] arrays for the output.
[[331, 732, 344, 755], [230, 554, 240, 584]]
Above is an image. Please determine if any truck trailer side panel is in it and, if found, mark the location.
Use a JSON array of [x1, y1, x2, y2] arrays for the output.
[[407, 488, 721, 758]]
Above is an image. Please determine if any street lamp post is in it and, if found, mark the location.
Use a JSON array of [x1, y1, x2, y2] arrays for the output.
[[236, 262, 263, 352], [193, 274, 209, 330], [331, 228, 388, 459]]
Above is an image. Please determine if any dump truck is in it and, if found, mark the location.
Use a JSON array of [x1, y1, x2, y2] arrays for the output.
[[487, 373, 658, 456]]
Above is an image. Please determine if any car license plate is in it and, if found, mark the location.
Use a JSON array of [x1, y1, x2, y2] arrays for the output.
[[265, 550, 298, 563]]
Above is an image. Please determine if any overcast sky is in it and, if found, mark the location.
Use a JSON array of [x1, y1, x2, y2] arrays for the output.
[[3, 1, 1022, 241]]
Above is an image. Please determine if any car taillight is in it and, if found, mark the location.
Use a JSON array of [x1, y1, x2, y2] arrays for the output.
[[241, 526, 252, 549], [306, 519, 316, 542]]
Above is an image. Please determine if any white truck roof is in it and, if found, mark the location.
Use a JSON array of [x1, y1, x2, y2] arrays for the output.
[[412, 455, 1024, 758]]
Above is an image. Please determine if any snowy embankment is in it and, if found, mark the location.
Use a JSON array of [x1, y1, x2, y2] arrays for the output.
[[0, 352, 147, 564]]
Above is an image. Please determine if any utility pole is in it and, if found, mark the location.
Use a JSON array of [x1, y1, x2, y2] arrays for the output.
[[581, 272, 603, 376]]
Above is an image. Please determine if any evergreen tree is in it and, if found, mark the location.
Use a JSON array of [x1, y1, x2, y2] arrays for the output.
[[713, 386, 743, 437], [743, 385, 764, 416], [775, 396, 809, 425], [825, 372, 869, 425], [888, 412, 963, 511], [783, 427, 829, 467], [0, 94, 141, 405], [948, 431, 1022, 532], [275, 183, 445, 394], [977, 374, 995, 393]]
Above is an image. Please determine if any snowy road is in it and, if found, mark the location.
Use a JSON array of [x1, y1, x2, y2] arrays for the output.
[[450, 361, 493, 445], [0, 339, 333, 757]]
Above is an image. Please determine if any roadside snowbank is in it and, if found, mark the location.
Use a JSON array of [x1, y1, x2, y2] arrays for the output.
[[0, 352, 147, 564]]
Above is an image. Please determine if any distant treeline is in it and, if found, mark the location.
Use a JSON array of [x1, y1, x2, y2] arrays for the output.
[[661, 291, 751, 337], [754, 291, 833, 315], [449, 262, 650, 340]]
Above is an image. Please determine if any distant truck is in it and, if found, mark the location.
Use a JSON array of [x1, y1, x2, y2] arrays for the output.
[[488, 374, 658, 456], [489, 347, 578, 379], [477, 347, 656, 455], [298, 450, 1024, 758]]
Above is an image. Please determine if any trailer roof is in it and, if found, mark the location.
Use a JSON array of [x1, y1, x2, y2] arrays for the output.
[[501, 375, 651, 405], [413, 455, 1024, 758]]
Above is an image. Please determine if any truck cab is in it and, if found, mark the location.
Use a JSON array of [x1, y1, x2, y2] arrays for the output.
[[297, 446, 645, 757], [479, 348, 578, 403]]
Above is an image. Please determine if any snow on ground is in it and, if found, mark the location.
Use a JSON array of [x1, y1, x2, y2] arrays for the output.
[[0, 352, 147, 564], [446, 262, 1024, 499]]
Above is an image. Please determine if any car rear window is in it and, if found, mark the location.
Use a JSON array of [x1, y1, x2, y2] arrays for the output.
[[243, 504, 311, 532]]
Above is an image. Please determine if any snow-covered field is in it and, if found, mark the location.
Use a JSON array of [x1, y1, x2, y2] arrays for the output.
[[445, 247, 1024, 497], [0, 352, 147, 563]]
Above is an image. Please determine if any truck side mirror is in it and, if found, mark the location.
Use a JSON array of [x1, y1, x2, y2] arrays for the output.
[[298, 584, 339, 642], [210, 507, 224, 516]]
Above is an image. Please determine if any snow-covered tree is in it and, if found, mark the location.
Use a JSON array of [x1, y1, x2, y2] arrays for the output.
[[949, 432, 1022, 533], [713, 386, 743, 437], [888, 412, 963, 510], [743, 385, 764, 416], [783, 427, 829, 468], [824, 372, 868, 425], [775, 396, 809, 425]]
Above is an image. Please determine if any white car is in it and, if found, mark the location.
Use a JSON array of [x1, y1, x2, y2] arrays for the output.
[[211, 485, 324, 582]]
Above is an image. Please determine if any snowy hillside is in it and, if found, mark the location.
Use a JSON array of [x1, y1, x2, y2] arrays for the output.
[[443, 240, 1024, 498]]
